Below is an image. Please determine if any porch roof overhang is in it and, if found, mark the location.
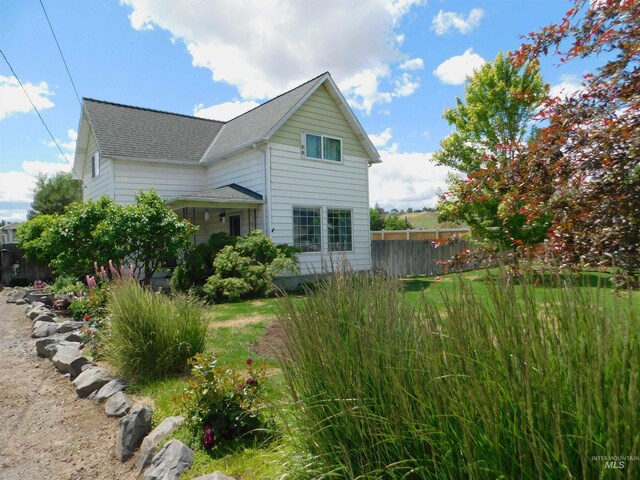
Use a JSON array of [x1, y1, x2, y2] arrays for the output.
[[166, 183, 264, 209]]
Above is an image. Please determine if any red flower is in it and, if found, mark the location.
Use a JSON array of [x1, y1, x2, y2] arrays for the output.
[[203, 425, 215, 450], [246, 358, 253, 366], [246, 377, 257, 387], [83, 314, 91, 321]]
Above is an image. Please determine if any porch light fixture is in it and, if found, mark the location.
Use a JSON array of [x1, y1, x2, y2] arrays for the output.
[[219, 211, 226, 223], [204, 210, 210, 222]]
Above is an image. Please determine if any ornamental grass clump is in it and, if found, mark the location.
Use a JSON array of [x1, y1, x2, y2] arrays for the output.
[[278, 268, 640, 479], [105, 280, 207, 379]]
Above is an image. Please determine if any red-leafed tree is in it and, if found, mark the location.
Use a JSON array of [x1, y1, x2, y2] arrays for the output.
[[509, 0, 640, 281]]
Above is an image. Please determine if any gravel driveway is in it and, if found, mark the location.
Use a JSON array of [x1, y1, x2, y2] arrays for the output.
[[0, 291, 137, 480]]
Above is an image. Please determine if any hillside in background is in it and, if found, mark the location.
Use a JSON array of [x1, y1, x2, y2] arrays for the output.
[[402, 211, 466, 230]]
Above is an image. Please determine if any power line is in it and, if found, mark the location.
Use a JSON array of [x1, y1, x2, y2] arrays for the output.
[[39, 0, 101, 183], [39, 0, 83, 107], [0, 48, 81, 180]]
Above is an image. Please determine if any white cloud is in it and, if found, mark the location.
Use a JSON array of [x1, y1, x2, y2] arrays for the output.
[[193, 100, 260, 121], [550, 74, 583, 99], [0, 75, 55, 121], [432, 8, 485, 35], [399, 58, 424, 71], [46, 128, 78, 153], [369, 128, 393, 148], [122, 0, 424, 113], [0, 159, 72, 221], [22, 161, 70, 177], [433, 48, 486, 85], [369, 149, 457, 210]]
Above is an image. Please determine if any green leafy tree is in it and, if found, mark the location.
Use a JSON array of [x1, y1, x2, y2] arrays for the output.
[[370, 208, 384, 231], [434, 52, 550, 247], [383, 214, 412, 230], [99, 190, 198, 286], [16, 214, 58, 264], [28, 172, 82, 219]]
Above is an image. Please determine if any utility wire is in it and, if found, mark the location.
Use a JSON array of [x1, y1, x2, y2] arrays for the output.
[[0, 48, 81, 180], [39, 0, 82, 107]]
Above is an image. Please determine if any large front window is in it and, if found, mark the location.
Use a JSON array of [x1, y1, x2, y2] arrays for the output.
[[305, 133, 342, 162], [293, 207, 321, 252], [328, 209, 352, 251]]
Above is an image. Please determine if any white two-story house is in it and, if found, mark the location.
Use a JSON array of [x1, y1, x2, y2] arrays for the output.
[[72, 72, 381, 276]]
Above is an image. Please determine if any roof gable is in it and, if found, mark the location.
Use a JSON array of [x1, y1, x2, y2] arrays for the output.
[[201, 72, 380, 164]]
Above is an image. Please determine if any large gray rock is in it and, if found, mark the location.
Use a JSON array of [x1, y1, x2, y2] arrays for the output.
[[134, 416, 186, 473], [116, 405, 153, 462], [105, 391, 132, 418], [33, 312, 56, 323], [192, 473, 237, 480], [143, 439, 194, 480], [28, 308, 48, 320], [7, 290, 22, 303], [56, 321, 84, 333], [35, 337, 80, 358], [31, 321, 59, 338], [72, 367, 113, 398], [15, 298, 26, 305], [51, 344, 89, 377], [94, 378, 129, 404]]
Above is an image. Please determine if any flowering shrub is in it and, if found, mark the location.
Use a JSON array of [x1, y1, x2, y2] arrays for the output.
[[178, 353, 268, 448]]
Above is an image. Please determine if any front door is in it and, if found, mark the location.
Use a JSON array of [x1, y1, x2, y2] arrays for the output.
[[229, 214, 241, 236]]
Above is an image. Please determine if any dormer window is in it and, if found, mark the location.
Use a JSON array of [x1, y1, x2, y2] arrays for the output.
[[303, 133, 342, 162], [91, 152, 100, 178]]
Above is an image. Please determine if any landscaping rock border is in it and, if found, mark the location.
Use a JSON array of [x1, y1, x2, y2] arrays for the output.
[[5, 286, 238, 480]]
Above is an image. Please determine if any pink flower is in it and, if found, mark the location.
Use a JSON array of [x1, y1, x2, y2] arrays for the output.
[[246, 377, 257, 387]]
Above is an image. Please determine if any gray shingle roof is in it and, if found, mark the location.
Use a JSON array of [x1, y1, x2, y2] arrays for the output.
[[83, 99, 224, 163], [202, 72, 327, 160], [167, 184, 263, 205]]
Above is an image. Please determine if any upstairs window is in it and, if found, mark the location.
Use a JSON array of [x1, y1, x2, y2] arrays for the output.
[[91, 152, 100, 178], [327, 209, 353, 251], [304, 133, 342, 162]]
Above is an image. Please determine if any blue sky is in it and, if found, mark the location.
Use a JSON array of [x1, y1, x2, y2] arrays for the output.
[[0, 0, 592, 221]]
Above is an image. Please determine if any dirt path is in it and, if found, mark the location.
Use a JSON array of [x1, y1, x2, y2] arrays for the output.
[[0, 291, 137, 480]]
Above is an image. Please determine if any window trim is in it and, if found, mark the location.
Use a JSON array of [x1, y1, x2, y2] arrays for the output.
[[292, 205, 323, 254], [91, 151, 100, 178], [301, 132, 343, 163], [327, 207, 354, 253]]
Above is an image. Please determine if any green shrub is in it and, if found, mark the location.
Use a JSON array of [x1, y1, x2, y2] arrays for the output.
[[202, 231, 298, 302], [49, 274, 85, 295], [68, 287, 109, 321], [105, 280, 208, 379], [178, 353, 269, 449], [278, 268, 640, 479], [171, 232, 236, 292]]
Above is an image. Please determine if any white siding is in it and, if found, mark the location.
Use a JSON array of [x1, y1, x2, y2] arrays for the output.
[[206, 149, 264, 195], [113, 160, 205, 205], [83, 132, 114, 200], [268, 142, 371, 274]]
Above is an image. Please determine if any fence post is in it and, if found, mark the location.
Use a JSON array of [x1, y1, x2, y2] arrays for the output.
[[406, 229, 410, 240], [436, 229, 440, 240]]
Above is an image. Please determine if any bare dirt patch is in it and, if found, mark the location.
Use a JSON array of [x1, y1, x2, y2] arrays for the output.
[[208, 314, 270, 329], [250, 320, 286, 360], [0, 292, 137, 480]]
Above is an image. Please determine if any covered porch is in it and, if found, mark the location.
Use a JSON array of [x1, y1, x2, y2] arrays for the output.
[[167, 184, 265, 245]]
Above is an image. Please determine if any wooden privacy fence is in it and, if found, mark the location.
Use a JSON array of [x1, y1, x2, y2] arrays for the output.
[[0, 243, 52, 285], [371, 239, 473, 277], [371, 228, 470, 241]]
